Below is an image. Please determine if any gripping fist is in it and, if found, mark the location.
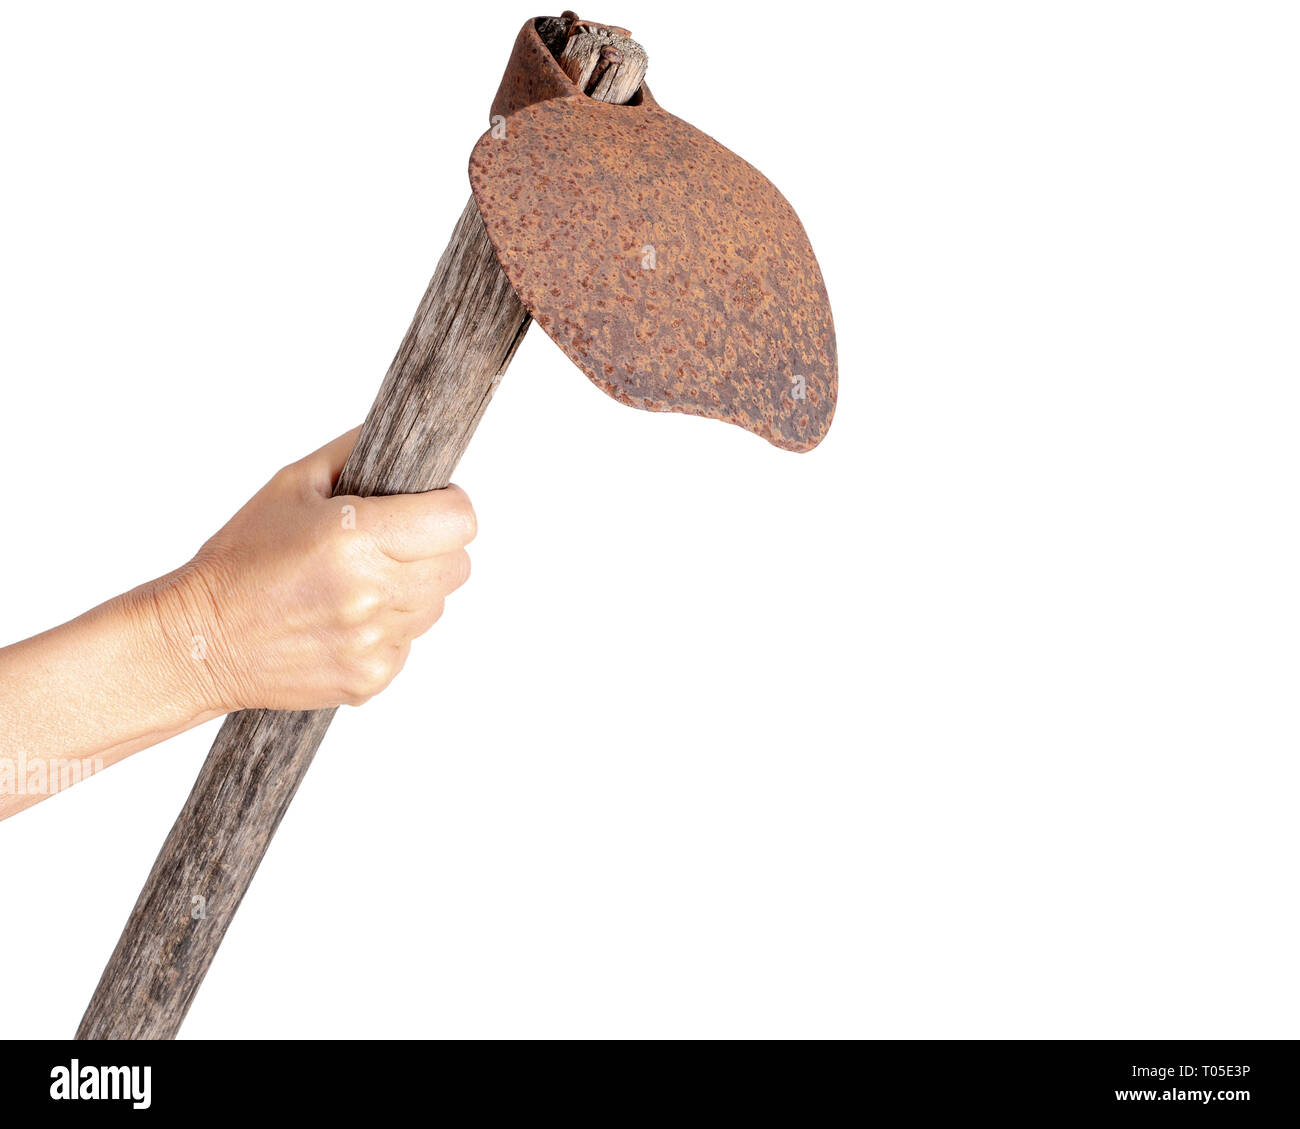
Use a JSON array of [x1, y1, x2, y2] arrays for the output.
[[149, 429, 476, 711]]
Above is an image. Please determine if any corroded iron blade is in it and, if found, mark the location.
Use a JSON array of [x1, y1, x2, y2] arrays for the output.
[[469, 19, 837, 452]]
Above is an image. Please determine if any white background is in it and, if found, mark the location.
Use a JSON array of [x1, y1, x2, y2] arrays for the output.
[[1, 1, 1297, 1039]]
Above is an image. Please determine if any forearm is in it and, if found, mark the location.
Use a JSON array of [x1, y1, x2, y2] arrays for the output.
[[0, 573, 223, 820], [0, 429, 476, 822]]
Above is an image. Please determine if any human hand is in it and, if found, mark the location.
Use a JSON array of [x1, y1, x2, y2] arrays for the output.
[[143, 429, 475, 712]]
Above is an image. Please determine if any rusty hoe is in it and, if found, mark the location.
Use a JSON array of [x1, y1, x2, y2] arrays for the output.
[[77, 13, 837, 1039]]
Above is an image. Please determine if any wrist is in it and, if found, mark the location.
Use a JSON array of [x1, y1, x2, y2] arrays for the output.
[[123, 563, 238, 717]]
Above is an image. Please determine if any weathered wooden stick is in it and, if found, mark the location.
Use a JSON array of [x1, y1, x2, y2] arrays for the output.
[[77, 20, 647, 1040]]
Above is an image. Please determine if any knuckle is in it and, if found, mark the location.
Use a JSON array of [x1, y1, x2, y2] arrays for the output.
[[273, 460, 314, 503], [319, 532, 354, 575], [338, 586, 384, 626], [348, 622, 386, 652], [349, 654, 396, 699], [331, 527, 370, 564]]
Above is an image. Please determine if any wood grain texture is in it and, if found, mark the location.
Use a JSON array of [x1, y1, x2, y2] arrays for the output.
[[557, 22, 647, 103], [77, 21, 648, 1041]]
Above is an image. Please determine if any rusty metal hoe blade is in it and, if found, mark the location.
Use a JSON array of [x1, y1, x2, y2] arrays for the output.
[[471, 18, 837, 451]]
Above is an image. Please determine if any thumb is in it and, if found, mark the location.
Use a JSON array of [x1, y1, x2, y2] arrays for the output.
[[299, 427, 362, 495]]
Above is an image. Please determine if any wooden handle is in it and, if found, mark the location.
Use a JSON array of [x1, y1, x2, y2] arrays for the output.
[[76, 199, 527, 1039]]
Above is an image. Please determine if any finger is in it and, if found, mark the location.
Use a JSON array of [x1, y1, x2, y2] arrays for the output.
[[395, 601, 445, 642], [390, 551, 471, 611], [300, 427, 362, 495], [355, 485, 477, 562], [343, 638, 412, 708], [390, 639, 412, 676]]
